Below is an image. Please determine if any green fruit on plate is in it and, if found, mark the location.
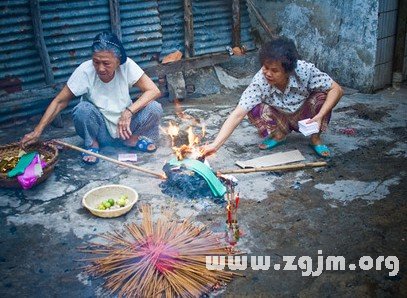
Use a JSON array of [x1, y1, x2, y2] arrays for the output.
[[103, 201, 111, 208], [108, 198, 115, 206], [117, 198, 126, 207]]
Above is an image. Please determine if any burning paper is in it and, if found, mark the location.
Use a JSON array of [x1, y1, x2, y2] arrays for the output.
[[162, 119, 206, 161], [160, 102, 226, 201]]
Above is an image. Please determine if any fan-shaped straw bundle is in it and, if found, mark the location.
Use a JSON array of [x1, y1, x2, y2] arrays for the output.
[[80, 205, 240, 297]]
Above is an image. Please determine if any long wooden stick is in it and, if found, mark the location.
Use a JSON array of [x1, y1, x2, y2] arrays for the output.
[[246, 0, 277, 39], [53, 140, 166, 179], [218, 161, 327, 175], [183, 0, 194, 58]]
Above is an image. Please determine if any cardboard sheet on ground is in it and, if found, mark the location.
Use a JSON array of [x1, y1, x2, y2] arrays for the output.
[[235, 150, 305, 168]]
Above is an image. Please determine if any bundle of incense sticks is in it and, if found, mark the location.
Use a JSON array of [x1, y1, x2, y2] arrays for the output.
[[79, 205, 242, 297]]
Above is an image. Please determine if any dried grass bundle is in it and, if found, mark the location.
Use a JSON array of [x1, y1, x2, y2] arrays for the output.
[[80, 205, 238, 297]]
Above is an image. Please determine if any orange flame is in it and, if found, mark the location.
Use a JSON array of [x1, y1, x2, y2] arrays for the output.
[[187, 127, 199, 147], [167, 121, 179, 146], [163, 123, 205, 160], [201, 122, 206, 139], [163, 100, 207, 161]]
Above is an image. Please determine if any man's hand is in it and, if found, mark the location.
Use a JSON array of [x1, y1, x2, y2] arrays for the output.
[[21, 130, 41, 149], [117, 109, 133, 140]]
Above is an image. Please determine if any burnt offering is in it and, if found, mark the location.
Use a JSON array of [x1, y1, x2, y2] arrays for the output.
[[160, 163, 213, 200], [160, 115, 226, 201], [160, 158, 226, 202]]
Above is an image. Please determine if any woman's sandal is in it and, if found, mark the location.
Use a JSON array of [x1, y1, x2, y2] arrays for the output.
[[134, 137, 157, 153], [259, 138, 286, 150], [310, 144, 331, 158], [81, 148, 100, 165]]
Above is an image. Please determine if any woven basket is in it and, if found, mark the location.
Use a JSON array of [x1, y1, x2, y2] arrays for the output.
[[82, 185, 138, 218], [0, 142, 59, 188]]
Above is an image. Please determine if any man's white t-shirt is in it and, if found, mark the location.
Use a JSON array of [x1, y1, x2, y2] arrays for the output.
[[67, 58, 144, 138]]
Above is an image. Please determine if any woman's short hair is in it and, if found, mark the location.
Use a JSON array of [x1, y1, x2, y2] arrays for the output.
[[91, 32, 127, 64], [259, 37, 299, 72]]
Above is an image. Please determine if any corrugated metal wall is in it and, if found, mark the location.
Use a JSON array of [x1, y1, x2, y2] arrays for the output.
[[239, 0, 255, 51], [158, 0, 185, 60], [120, 0, 163, 96], [193, 0, 255, 56], [374, 0, 398, 89], [405, 33, 407, 79], [120, 0, 162, 69], [0, 0, 255, 124], [40, 0, 111, 84], [158, 0, 254, 58], [0, 0, 46, 92]]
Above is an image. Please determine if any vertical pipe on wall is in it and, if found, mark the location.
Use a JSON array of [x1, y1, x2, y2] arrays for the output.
[[232, 0, 241, 47], [109, 0, 122, 40], [393, 0, 407, 87], [183, 0, 194, 58], [246, 0, 276, 39], [29, 0, 62, 127], [29, 0, 54, 86]]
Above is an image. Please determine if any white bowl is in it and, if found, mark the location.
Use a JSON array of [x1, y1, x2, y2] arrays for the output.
[[82, 184, 138, 218]]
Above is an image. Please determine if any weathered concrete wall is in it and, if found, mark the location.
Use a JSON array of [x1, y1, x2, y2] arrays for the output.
[[250, 0, 379, 92]]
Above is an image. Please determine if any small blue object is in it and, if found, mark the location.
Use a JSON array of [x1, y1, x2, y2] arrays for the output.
[[260, 138, 286, 150], [291, 181, 301, 190], [81, 148, 100, 165], [310, 144, 331, 158], [168, 158, 226, 198], [135, 137, 156, 153]]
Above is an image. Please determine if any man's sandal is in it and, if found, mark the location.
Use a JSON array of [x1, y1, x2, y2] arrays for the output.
[[310, 144, 331, 158], [134, 137, 157, 153], [81, 148, 100, 165], [259, 138, 286, 150]]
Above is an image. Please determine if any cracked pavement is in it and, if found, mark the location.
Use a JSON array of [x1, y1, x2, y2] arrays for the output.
[[0, 85, 406, 297]]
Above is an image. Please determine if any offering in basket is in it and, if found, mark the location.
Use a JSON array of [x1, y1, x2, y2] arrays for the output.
[[0, 142, 58, 189]]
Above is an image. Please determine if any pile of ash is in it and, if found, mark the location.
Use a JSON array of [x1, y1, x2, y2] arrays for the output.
[[159, 163, 224, 203]]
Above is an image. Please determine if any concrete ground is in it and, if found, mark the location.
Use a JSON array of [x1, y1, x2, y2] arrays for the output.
[[0, 84, 406, 297]]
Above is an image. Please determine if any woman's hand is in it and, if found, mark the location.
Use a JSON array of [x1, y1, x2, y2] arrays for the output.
[[117, 109, 133, 140], [19, 85, 73, 149], [306, 114, 323, 131], [21, 130, 41, 149], [200, 143, 219, 158], [309, 81, 343, 129]]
